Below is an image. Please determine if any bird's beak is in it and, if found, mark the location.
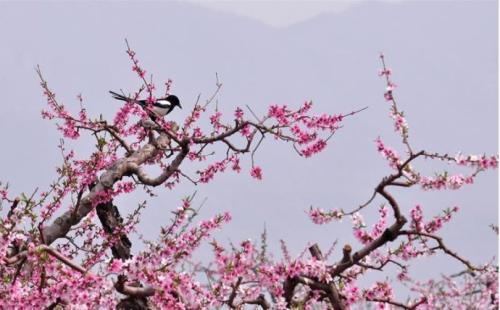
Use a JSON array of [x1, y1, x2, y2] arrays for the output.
[[179, 103, 182, 109]]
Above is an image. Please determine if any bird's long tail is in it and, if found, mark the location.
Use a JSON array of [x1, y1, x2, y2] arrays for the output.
[[109, 90, 130, 102]]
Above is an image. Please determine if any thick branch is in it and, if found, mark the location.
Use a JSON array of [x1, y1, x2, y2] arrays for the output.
[[328, 154, 420, 276], [95, 197, 151, 309], [128, 142, 189, 186], [283, 277, 299, 307], [42, 133, 172, 245], [332, 217, 407, 276], [115, 275, 156, 298], [308, 244, 346, 310], [243, 294, 270, 309], [227, 277, 242, 308], [96, 200, 132, 260]]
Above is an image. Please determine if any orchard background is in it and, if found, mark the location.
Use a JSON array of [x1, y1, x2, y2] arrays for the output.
[[0, 1, 497, 309]]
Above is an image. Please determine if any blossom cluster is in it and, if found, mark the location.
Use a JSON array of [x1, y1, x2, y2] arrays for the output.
[[308, 207, 344, 224], [352, 206, 388, 245], [419, 173, 474, 191], [182, 98, 350, 183], [407, 266, 498, 309], [267, 102, 343, 158], [410, 204, 459, 234], [375, 137, 401, 169]]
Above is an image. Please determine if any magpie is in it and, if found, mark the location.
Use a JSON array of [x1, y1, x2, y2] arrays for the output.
[[109, 91, 181, 119]]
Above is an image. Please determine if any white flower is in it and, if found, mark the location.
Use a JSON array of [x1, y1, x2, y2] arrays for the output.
[[351, 212, 366, 228]]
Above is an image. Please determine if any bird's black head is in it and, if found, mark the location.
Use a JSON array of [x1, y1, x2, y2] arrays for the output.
[[167, 95, 181, 109]]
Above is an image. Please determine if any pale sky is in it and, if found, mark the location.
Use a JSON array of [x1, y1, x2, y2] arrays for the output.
[[0, 0, 497, 299]]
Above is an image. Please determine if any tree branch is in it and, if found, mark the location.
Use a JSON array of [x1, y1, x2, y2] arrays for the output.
[[41, 132, 174, 245], [399, 230, 482, 271], [308, 244, 346, 310], [114, 275, 156, 298], [127, 141, 189, 186]]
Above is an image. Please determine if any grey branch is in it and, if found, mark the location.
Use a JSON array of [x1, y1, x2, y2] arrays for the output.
[[41, 132, 184, 245]]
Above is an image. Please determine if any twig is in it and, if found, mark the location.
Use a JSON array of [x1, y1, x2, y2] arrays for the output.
[[399, 230, 483, 271]]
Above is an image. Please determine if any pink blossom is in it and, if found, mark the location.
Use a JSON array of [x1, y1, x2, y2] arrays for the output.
[[410, 204, 425, 232], [343, 283, 361, 306], [303, 114, 342, 130], [0, 188, 7, 200], [113, 101, 134, 131], [301, 139, 327, 157], [234, 107, 244, 119], [309, 207, 343, 225], [351, 212, 365, 229], [250, 166, 263, 180], [209, 111, 223, 131], [108, 259, 123, 273], [229, 155, 241, 173], [268, 105, 289, 126], [199, 160, 228, 183], [298, 100, 313, 114], [378, 68, 392, 76], [183, 104, 204, 132], [386, 82, 397, 92], [41, 109, 54, 119], [375, 137, 401, 169], [240, 124, 252, 138], [114, 181, 136, 194], [390, 111, 408, 134], [419, 172, 475, 191]]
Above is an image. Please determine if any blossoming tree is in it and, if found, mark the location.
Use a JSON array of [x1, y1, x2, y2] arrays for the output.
[[0, 45, 497, 309]]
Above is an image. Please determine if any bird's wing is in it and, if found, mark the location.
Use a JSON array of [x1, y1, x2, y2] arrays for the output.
[[153, 99, 172, 108]]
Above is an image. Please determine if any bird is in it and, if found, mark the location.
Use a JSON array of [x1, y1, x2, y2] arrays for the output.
[[109, 90, 181, 119]]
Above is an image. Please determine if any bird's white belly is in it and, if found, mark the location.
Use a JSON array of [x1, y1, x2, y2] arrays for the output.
[[152, 106, 169, 116]]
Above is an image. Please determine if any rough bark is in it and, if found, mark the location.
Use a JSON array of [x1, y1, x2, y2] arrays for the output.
[[41, 132, 179, 246], [96, 200, 132, 260], [96, 199, 150, 309]]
